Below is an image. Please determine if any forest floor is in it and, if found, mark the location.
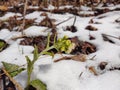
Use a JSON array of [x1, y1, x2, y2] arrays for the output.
[[0, 2, 120, 90]]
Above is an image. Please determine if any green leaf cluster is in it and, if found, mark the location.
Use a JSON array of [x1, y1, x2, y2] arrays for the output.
[[30, 79, 46, 90], [25, 45, 39, 86]]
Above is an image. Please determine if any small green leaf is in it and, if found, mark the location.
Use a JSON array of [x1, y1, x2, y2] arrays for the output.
[[43, 51, 54, 58], [33, 45, 39, 62], [25, 56, 32, 67], [30, 79, 47, 90], [2, 61, 19, 72], [2, 61, 25, 77], [10, 68, 26, 77], [0, 39, 7, 52], [46, 33, 51, 49], [25, 56, 33, 75], [25, 56, 34, 86]]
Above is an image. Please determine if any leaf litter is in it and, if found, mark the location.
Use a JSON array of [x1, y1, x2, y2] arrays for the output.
[[0, 0, 120, 90]]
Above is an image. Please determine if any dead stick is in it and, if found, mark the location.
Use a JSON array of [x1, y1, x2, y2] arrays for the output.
[[73, 16, 76, 26], [2, 68, 23, 90], [44, 16, 74, 32], [23, 0, 28, 28], [11, 35, 27, 40], [56, 16, 74, 26], [19, 0, 28, 32], [54, 56, 71, 62], [102, 34, 120, 40]]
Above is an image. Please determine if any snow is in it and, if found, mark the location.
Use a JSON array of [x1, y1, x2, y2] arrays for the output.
[[23, 26, 48, 37], [25, 11, 42, 19], [0, 4, 120, 90], [0, 12, 21, 20]]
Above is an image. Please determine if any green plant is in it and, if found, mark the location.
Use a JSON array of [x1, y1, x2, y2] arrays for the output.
[[25, 45, 47, 90], [25, 34, 75, 89], [1, 34, 75, 90], [0, 40, 7, 52], [2, 61, 25, 77], [25, 45, 39, 89], [55, 36, 75, 54]]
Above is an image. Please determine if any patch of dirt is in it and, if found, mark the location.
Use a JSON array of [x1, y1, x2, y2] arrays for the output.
[[0, 16, 35, 31], [70, 37, 96, 55], [20, 30, 57, 53], [20, 36, 47, 53], [64, 25, 77, 33], [39, 16, 56, 28], [85, 25, 98, 31]]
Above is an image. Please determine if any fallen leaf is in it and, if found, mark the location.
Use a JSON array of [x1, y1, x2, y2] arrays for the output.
[[71, 54, 86, 62], [98, 62, 108, 70], [85, 25, 98, 31], [89, 66, 98, 76], [0, 6, 8, 11], [54, 54, 86, 62], [102, 34, 115, 44], [65, 25, 77, 33], [39, 16, 56, 28], [70, 37, 96, 54], [81, 42, 96, 54], [89, 35, 96, 40]]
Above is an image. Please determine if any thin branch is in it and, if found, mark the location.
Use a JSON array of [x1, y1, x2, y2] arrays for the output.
[[43, 16, 74, 32], [56, 16, 74, 26], [73, 16, 76, 26], [102, 34, 120, 40], [2, 68, 23, 90], [18, 0, 28, 32], [89, 55, 96, 60], [79, 72, 83, 78]]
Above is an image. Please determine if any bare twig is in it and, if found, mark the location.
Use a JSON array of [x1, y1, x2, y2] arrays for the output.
[[115, 17, 120, 22], [89, 66, 98, 76], [18, 0, 28, 32], [54, 56, 71, 62], [73, 16, 76, 26], [44, 16, 74, 32], [56, 16, 74, 26], [11, 35, 27, 40], [89, 55, 96, 60], [54, 54, 86, 62], [79, 72, 83, 78], [102, 34, 120, 40], [2, 68, 23, 90]]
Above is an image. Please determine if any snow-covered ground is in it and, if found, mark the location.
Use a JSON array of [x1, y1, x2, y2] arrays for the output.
[[0, 5, 120, 90]]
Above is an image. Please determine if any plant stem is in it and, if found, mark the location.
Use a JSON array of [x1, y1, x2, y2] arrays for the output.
[[39, 46, 55, 56]]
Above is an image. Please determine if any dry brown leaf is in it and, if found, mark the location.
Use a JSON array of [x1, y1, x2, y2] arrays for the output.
[[39, 16, 56, 28], [40, 12, 48, 16], [85, 25, 98, 31], [99, 62, 108, 70], [54, 54, 86, 62], [89, 66, 98, 76], [81, 42, 96, 54], [0, 6, 8, 11], [71, 54, 86, 62]]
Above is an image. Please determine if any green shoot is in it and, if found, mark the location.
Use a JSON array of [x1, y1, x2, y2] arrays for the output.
[[25, 34, 75, 89]]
